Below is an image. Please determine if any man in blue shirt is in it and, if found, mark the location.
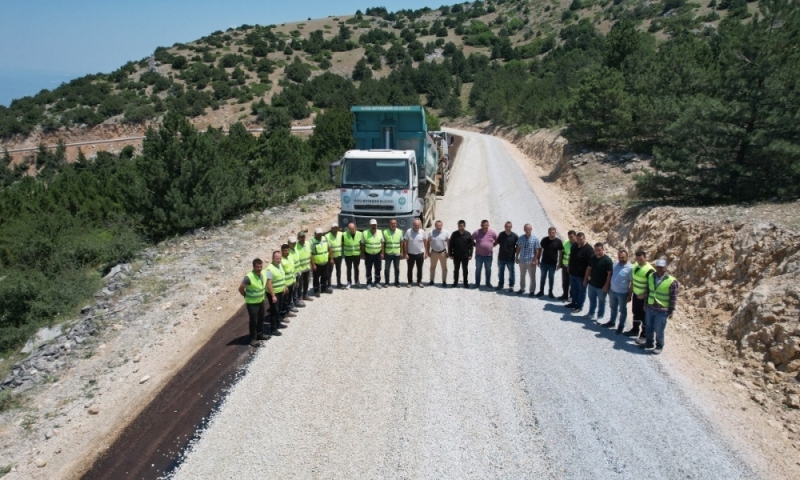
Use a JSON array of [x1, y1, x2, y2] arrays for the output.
[[604, 249, 633, 333]]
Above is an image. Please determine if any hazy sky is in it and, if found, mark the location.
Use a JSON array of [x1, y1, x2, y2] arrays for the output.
[[0, 0, 436, 105]]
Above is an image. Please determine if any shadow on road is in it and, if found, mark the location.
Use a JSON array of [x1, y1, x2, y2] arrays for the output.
[[542, 303, 645, 355]]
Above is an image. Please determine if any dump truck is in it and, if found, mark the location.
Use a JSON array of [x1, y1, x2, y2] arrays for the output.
[[329, 106, 451, 230]]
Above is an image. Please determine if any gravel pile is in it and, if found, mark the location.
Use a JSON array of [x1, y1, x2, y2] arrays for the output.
[[171, 130, 755, 479]]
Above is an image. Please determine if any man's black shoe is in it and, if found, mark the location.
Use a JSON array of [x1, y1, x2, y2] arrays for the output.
[[276, 323, 288, 329], [429, 280, 435, 286], [564, 303, 577, 309], [452, 282, 458, 288], [271, 330, 282, 336], [615, 327, 624, 335], [323, 288, 333, 294], [557, 295, 569, 301], [535, 291, 544, 297], [600, 321, 615, 328], [495, 285, 503, 290], [256, 333, 270, 340]]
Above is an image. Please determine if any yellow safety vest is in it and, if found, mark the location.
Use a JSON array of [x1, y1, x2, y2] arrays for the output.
[[364, 229, 383, 255], [244, 271, 266, 304], [294, 241, 311, 272], [632, 262, 655, 295], [647, 274, 675, 308], [326, 231, 343, 258], [343, 231, 363, 256], [383, 228, 403, 255], [562, 240, 571, 266], [281, 257, 296, 286], [311, 237, 330, 265], [266, 264, 285, 294]]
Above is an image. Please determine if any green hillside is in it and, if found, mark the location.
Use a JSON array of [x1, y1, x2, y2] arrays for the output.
[[0, 0, 756, 137]]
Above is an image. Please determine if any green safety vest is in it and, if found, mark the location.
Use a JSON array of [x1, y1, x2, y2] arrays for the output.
[[266, 263, 286, 294], [383, 228, 403, 255], [326, 231, 343, 258], [632, 262, 655, 295], [294, 242, 311, 272], [244, 271, 266, 304], [647, 274, 675, 308], [343, 231, 363, 256], [311, 237, 330, 265], [562, 240, 571, 266], [364, 229, 384, 255], [281, 256, 296, 286]]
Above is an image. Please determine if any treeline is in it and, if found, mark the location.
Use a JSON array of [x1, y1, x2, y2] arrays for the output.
[[0, 110, 353, 353], [469, 0, 800, 204]]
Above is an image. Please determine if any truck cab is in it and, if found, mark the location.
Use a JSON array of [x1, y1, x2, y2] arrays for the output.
[[330, 106, 441, 230]]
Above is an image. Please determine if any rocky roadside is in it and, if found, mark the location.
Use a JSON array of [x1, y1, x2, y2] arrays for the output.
[[0, 190, 340, 478]]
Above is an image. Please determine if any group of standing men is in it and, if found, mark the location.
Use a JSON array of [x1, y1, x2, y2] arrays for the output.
[[241, 219, 679, 353]]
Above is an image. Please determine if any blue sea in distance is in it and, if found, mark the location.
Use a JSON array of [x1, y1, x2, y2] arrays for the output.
[[0, 70, 82, 107]]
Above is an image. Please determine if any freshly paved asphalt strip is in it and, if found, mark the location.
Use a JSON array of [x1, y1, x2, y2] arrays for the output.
[[171, 129, 755, 479]]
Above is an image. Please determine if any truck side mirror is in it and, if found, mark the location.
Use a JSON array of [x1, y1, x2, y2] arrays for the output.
[[329, 159, 342, 185]]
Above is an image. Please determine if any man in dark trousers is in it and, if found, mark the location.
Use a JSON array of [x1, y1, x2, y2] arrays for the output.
[[238, 258, 270, 347], [495, 221, 519, 292], [537, 227, 563, 298], [265, 251, 286, 337], [449, 220, 474, 287], [566, 232, 594, 313], [638, 258, 679, 354], [584, 242, 613, 322], [630, 250, 656, 341], [559, 230, 577, 301]]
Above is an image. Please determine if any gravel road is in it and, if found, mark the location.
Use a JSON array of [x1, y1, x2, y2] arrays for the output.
[[171, 129, 755, 479]]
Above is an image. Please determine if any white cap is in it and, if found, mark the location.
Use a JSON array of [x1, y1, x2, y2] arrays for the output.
[[331, 223, 339, 228], [314, 227, 323, 234], [369, 219, 378, 225], [654, 259, 667, 267], [287, 235, 297, 243]]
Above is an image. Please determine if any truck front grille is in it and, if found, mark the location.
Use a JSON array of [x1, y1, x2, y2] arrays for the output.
[[353, 204, 395, 211]]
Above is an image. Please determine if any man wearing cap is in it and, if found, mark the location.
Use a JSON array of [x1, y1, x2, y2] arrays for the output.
[[363, 219, 384, 290], [238, 258, 270, 347], [265, 251, 286, 337], [628, 250, 654, 340], [342, 222, 363, 288], [326, 223, 344, 289], [383, 219, 403, 288], [403, 218, 427, 287], [294, 231, 313, 302], [638, 258, 679, 354], [427, 220, 450, 287], [311, 227, 334, 296]]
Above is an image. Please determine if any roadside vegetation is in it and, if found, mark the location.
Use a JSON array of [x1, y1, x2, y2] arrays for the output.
[[0, 0, 798, 356]]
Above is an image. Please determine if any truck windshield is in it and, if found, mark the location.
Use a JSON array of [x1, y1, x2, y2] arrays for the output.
[[342, 159, 409, 188]]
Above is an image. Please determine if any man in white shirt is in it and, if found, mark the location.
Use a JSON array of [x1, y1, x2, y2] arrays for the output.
[[426, 220, 450, 287], [403, 219, 428, 287]]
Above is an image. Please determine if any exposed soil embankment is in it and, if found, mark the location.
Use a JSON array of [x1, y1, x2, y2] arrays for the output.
[[484, 123, 800, 448]]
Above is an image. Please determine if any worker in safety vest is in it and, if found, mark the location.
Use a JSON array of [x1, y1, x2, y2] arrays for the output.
[[326, 223, 344, 289], [638, 258, 679, 354], [294, 231, 313, 303], [363, 219, 384, 290], [280, 244, 299, 319], [383, 218, 403, 288], [627, 250, 655, 340], [558, 230, 576, 301], [311, 227, 334, 296], [287, 235, 305, 308], [265, 251, 287, 337], [238, 258, 270, 347], [343, 222, 363, 288]]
